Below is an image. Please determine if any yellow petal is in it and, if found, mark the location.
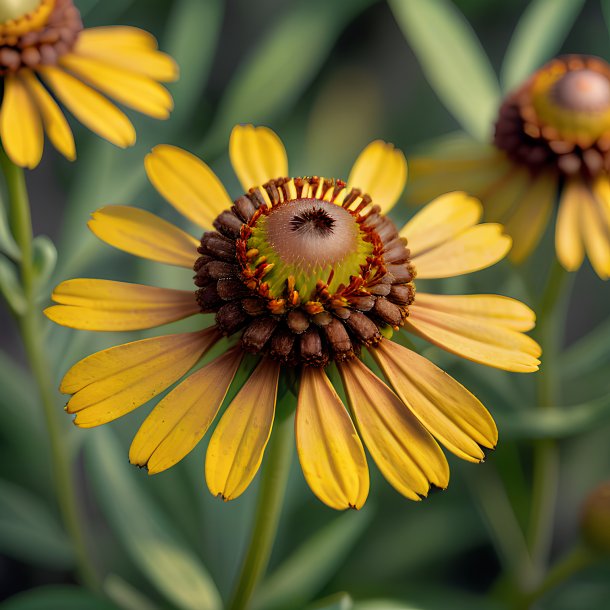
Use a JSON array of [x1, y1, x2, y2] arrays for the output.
[[296, 367, 369, 510], [205, 359, 280, 501], [406, 301, 541, 373], [73, 26, 158, 50], [88, 205, 199, 267], [130, 348, 243, 473], [38, 65, 136, 148], [399, 192, 482, 257], [504, 172, 556, 264], [347, 140, 407, 214], [45, 278, 198, 331], [339, 358, 449, 500], [59, 53, 173, 120], [412, 223, 511, 279], [229, 124, 288, 191], [412, 293, 536, 331], [62, 329, 219, 428], [371, 340, 497, 462], [478, 167, 531, 223], [555, 179, 585, 272], [0, 74, 43, 168], [580, 181, 610, 280], [145, 145, 232, 231], [19, 70, 75, 161]]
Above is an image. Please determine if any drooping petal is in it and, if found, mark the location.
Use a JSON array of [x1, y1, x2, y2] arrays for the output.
[[399, 192, 482, 256], [59, 54, 173, 120], [296, 367, 369, 510], [339, 358, 449, 500], [62, 329, 219, 428], [130, 348, 243, 474], [371, 340, 497, 462], [504, 171, 556, 263], [411, 224, 511, 279], [88, 205, 199, 267], [145, 145, 232, 231], [45, 279, 199, 331], [347, 140, 407, 214], [38, 65, 136, 148], [411, 293, 536, 331], [0, 74, 43, 168], [555, 179, 585, 272], [229, 124, 288, 191], [205, 359, 280, 501], [580, 181, 610, 280], [20, 70, 75, 161], [406, 300, 541, 373]]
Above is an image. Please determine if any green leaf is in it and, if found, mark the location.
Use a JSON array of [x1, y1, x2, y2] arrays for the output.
[[0, 479, 73, 569], [32, 235, 58, 293], [388, 0, 500, 142], [253, 508, 372, 610], [86, 428, 222, 610], [0, 586, 120, 610], [501, 0, 585, 92], [0, 192, 20, 261], [353, 602, 422, 610], [602, 0, 610, 36], [103, 574, 162, 610], [308, 593, 354, 610], [560, 316, 610, 380], [0, 254, 25, 315]]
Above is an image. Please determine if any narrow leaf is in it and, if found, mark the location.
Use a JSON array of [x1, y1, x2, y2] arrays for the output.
[[308, 593, 354, 610], [103, 574, 161, 610], [560, 316, 610, 380], [32, 235, 58, 292], [0, 193, 20, 260], [389, 0, 500, 141], [501, 0, 585, 92], [0, 254, 26, 315], [0, 586, 120, 610]]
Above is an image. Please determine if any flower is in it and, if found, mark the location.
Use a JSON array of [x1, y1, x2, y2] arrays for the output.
[[46, 125, 541, 510], [0, 0, 178, 168], [408, 55, 610, 279]]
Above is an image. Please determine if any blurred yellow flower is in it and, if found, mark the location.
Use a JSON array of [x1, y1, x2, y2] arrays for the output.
[[0, 0, 178, 168], [408, 55, 610, 279], [46, 125, 540, 510]]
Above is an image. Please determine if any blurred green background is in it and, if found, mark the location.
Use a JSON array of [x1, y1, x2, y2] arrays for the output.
[[1, 0, 610, 609]]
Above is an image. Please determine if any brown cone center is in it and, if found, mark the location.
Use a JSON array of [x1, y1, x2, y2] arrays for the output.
[[552, 69, 610, 112]]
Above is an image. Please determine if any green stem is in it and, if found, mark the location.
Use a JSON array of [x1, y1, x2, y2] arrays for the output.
[[227, 411, 293, 610], [0, 149, 98, 590]]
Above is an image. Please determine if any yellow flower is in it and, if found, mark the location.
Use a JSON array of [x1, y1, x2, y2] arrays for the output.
[[0, 0, 178, 168], [46, 125, 541, 510], [408, 55, 610, 279]]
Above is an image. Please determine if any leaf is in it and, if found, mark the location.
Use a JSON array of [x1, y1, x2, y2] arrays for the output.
[[0, 479, 73, 569], [103, 574, 162, 610], [86, 428, 222, 610], [560, 317, 610, 380], [308, 593, 354, 610], [501, 0, 585, 92], [353, 602, 422, 610], [602, 0, 610, 37], [388, 0, 500, 142], [0, 586, 120, 610], [0, 254, 25, 315], [253, 508, 372, 610], [32, 235, 58, 293], [0, 192, 20, 260]]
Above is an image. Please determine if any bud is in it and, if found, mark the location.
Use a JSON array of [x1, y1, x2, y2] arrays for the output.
[[0, 0, 41, 22], [580, 480, 610, 552]]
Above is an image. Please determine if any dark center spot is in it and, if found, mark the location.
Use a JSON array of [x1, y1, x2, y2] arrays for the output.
[[289, 206, 336, 236]]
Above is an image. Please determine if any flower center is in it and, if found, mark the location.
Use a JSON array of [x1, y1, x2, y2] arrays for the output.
[[551, 69, 610, 113], [0, 0, 41, 22]]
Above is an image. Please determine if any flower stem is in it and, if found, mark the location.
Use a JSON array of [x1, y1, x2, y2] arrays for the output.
[[227, 410, 293, 610], [0, 149, 98, 590]]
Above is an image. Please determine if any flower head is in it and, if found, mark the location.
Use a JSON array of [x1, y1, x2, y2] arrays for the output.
[[409, 55, 610, 279], [46, 125, 541, 510], [0, 0, 178, 168]]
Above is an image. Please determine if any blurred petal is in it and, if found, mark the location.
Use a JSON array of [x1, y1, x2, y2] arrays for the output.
[[62, 329, 218, 427], [479, 166, 531, 223], [555, 179, 585, 272], [229, 124, 288, 191], [45, 279, 198, 331], [72, 26, 158, 49], [581, 181, 610, 280], [88, 205, 199, 267], [130, 348, 242, 473], [339, 358, 449, 500], [372, 339, 497, 462], [206, 359, 280, 501], [0, 74, 43, 168], [347, 140, 407, 214], [296, 366, 369, 510], [145, 145, 232, 231]]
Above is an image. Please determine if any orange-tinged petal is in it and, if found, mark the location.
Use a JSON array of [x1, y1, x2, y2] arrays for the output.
[[399, 192, 482, 256], [205, 359, 280, 501], [555, 179, 585, 272], [88, 205, 199, 267], [145, 145, 232, 231], [339, 358, 449, 500], [0, 73, 43, 168], [406, 302, 541, 373], [45, 279, 198, 331], [411, 223, 511, 279], [62, 329, 219, 428], [296, 367, 369, 510], [130, 348, 243, 473], [20, 70, 75, 161], [347, 140, 407, 214], [372, 340, 497, 462], [229, 124, 288, 191], [38, 65, 136, 148]]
